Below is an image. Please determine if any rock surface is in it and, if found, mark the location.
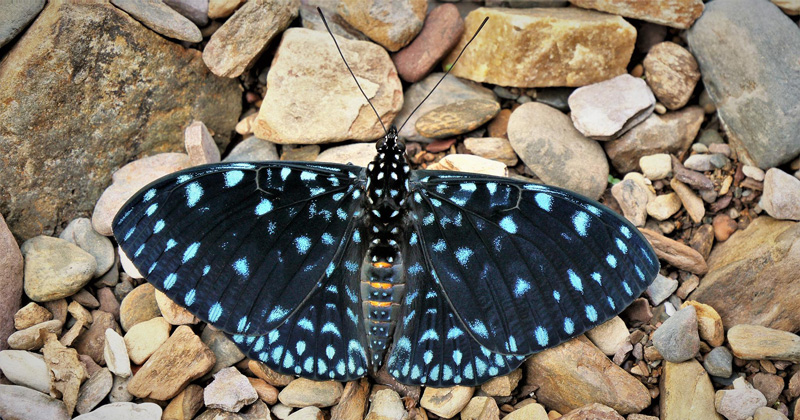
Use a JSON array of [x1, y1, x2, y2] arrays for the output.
[[72, 402, 162, 420], [569, 0, 704, 28], [204, 367, 258, 412], [338, 0, 426, 52], [21, 236, 97, 302], [59, 218, 115, 277], [660, 360, 722, 420], [110, 0, 202, 42], [119, 283, 161, 331], [643, 42, 701, 110], [445, 7, 636, 87], [652, 306, 700, 363], [0, 350, 50, 393], [0, 384, 70, 420], [420, 386, 474, 418], [392, 3, 464, 83], [316, 143, 377, 168], [715, 388, 767, 420], [728, 325, 800, 362], [0, 0, 46, 48], [0, 214, 23, 352], [278, 378, 344, 408], [568, 74, 655, 140], [760, 168, 800, 221], [0, 0, 240, 241]]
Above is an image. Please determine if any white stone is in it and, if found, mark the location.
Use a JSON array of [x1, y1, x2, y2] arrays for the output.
[[104, 329, 132, 378], [569, 74, 656, 141], [639, 153, 672, 180], [0, 350, 51, 393]]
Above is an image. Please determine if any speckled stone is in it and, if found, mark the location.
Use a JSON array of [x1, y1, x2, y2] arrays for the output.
[[120, 283, 161, 331], [21, 236, 97, 302], [420, 386, 474, 418], [59, 218, 115, 277], [111, 0, 202, 42], [279, 378, 344, 408], [653, 305, 700, 363], [204, 367, 258, 412]]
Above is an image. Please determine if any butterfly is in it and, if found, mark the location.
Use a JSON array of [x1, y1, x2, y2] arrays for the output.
[[112, 11, 659, 387]]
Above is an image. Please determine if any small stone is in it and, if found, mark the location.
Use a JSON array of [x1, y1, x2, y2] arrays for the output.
[[420, 386, 474, 418], [0, 350, 51, 393], [480, 369, 523, 397], [460, 396, 500, 420], [585, 316, 630, 357], [639, 154, 672, 180], [486, 109, 511, 138], [73, 311, 119, 365], [272, 403, 293, 419], [462, 137, 518, 167], [752, 373, 784, 406], [445, 7, 635, 87], [120, 283, 161, 331], [280, 145, 320, 161], [712, 214, 738, 242], [163, 384, 204, 420], [185, 121, 221, 165], [365, 389, 407, 420], [72, 289, 100, 309], [754, 407, 790, 420], [683, 153, 730, 172], [163, 0, 208, 26], [568, 74, 656, 141], [249, 378, 279, 405], [642, 42, 701, 110], [110, 0, 202, 42], [249, 359, 294, 387], [425, 154, 508, 177], [110, 374, 134, 403], [204, 367, 258, 412], [338, 0, 425, 52], [652, 305, 700, 363], [759, 168, 800, 221], [118, 247, 143, 279], [743, 165, 766, 181], [558, 403, 624, 420], [0, 213, 23, 353], [59, 218, 115, 277], [201, 326, 246, 377], [43, 332, 88, 416], [155, 290, 198, 326], [715, 388, 767, 420], [703, 346, 733, 378], [0, 0, 46, 48], [392, 3, 464, 83], [76, 367, 113, 414], [646, 193, 682, 221], [7, 319, 62, 350], [286, 406, 323, 420], [504, 402, 549, 420], [203, 0, 298, 78], [208, 0, 245, 18], [224, 136, 279, 163], [669, 178, 706, 224], [72, 402, 162, 420], [316, 143, 377, 168], [128, 325, 216, 400], [728, 325, 800, 362], [0, 384, 70, 420], [415, 99, 500, 139], [279, 378, 344, 408], [14, 302, 53, 330], [568, 0, 704, 28], [104, 329, 132, 378], [124, 316, 171, 365], [21, 236, 97, 302], [660, 360, 720, 420], [44, 299, 68, 325], [681, 301, 724, 347], [97, 287, 120, 320], [646, 274, 679, 306], [68, 300, 93, 325], [611, 174, 654, 227]]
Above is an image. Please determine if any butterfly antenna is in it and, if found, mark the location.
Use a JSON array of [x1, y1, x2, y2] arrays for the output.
[[397, 16, 489, 133], [318, 7, 387, 135]]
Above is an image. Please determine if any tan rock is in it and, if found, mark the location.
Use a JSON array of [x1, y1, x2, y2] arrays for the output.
[[585, 316, 630, 356], [772, 0, 800, 14], [480, 369, 522, 397], [558, 403, 624, 420], [643, 42, 701, 110], [249, 377, 279, 405], [504, 402, 548, 420], [119, 283, 161, 331], [184, 121, 221, 165], [154, 290, 198, 326], [728, 325, 800, 362], [278, 378, 344, 408], [525, 336, 650, 415], [249, 359, 294, 387], [123, 316, 171, 365], [364, 388, 408, 420], [127, 325, 215, 400], [670, 178, 705, 223], [611, 178, 652, 227], [338, 0, 426, 52], [331, 378, 370, 420], [43, 332, 87, 416], [444, 7, 635, 88], [208, 0, 245, 18], [7, 319, 62, 351], [203, 367, 258, 412], [14, 302, 53, 330], [316, 143, 377, 168], [425, 154, 507, 177], [660, 360, 722, 420], [680, 301, 724, 346], [162, 384, 204, 420], [420, 386, 474, 418], [415, 99, 500, 139], [646, 193, 682, 221], [569, 0, 703, 28], [640, 228, 707, 274], [460, 396, 499, 420], [463, 137, 518, 167], [21, 236, 97, 302], [103, 329, 131, 378]]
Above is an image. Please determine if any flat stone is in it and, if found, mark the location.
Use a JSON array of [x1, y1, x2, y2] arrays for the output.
[[286, 406, 323, 420], [120, 283, 161, 331], [640, 228, 708, 275], [643, 42, 701, 110], [249, 378, 279, 405], [0, 384, 70, 420], [683, 153, 730, 172], [0, 0, 46, 48], [329, 379, 369, 420], [110, 374, 134, 403], [611, 176, 653, 227], [72, 402, 162, 420], [647, 193, 682, 221], [316, 142, 377, 168], [416, 98, 500, 139], [670, 178, 705, 224], [111, 0, 201, 42], [163, 384, 204, 420], [43, 299, 68, 325], [280, 145, 320, 161], [681, 301, 724, 347], [743, 165, 766, 181], [569, 0, 703, 28], [558, 403, 624, 420], [646, 274, 679, 306], [660, 360, 722, 420], [752, 373, 784, 406], [124, 316, 171, 365], [185, 121, 221, 166], [420, 386, 474, 418], [200, 326, 245, 377], [279, 378, 343, 408], [568, 74, 655, 140], [128, 325, 216, 400], [715, 389, 767, 420], [104, 328, 132, 378], [223, 136, 279, 163], [639, 154, 672, 180], [338, 0, 426, 52], [585, 316, 630, 357], [690, 218, 800, 330], [754, 407, 790, 420], [504, 402, 549, 420], [299, 3, 369, 42], [525, 336, 650, 415], [392, 3, 464, 83], [508, 102, 608, 199], [688, 0, 800, 169], [204, 367, 258, 412], [255, 28, 400, 145], [653, 305, 700, 363], [203, 0, 298, 78], [73, 311, 120, 365], [249, 359, 294, 387], [21, 235, 97, 302], [703, 346, 733, 378], [59, 218, 114, 278], [0, 214, 23, 354], [154, 290, 198, 326], [760, 168, 800, 221], [480, 369, 523, 397], [208, 0, 245, 18], [728, 325, 800, 362], [365, 389, 407, 420], [76, 367, 113, 414], [604, 106, 703, 173], [163, 0, 208, 26], [462, 137, 519, 167], [445, 7, 635, 87], [425, 154, 508, 177], [14, 302, 53, 330], [0, 350, 50, 393], [460, 396, 499, 420], [7, 319, 62, 351]]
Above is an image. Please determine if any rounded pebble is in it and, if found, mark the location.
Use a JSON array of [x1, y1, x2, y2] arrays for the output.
[[0, 350, 51, 393], [278, 378, 343, 408], [652, 305, 700, 363], [703, 346, 733, 378], [123, 316, 171, 365], [21, 236, 97, 302]]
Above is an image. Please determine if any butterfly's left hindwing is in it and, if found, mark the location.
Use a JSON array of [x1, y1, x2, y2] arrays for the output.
[[113, 162, 367, 337]]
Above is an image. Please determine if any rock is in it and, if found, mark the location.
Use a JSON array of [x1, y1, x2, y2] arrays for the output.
[[120, 283, 161, 331], [743, 165, 767, 181], [72, 289, 100, 309], [72, 402, 162, 420], [208, 0, 245, 18], [683, 154, 729, 172], [525, 336, 650, 415], [568, 74, 656, 140], [0, 214, 23, 355], [425, 154, 508, 177], [652, 305, 700, 363], [104, 329, 132, 378], [445, 7, 635, 87], [419, 386, 474, 418], [569, 0, 703, 28], [558, 403, 624, 420], [58, 218, 114, 278], [163, 0, 208, 26], [185, 121, 221, 166], [690, 218, 800, 330], [224, 137, 279, 163], [681, 301, 724, 347], [21, 236, 97, 302], [7, 319, 62, 351], [249, 359, 294, 387], [163, 384, 204, 420], [204, 367, 258, 412], [200, 326, 245, 377], [128, 325, 216, 400], [504, 402, 549, 420], [760, 168, 800, 220], [689, 0, 800, 169], [76, 368, 113, 414], [415, 98, 500, 139], [752, 373, 784, 406], [396, 72, 496, 143], [604, 107, 703, 173], [14, 302, 53, 330], [727, 325, 800, 361], [715, 388, 767, 420], [281, 145, 320, 161], [646, 274, 679, 306], [286, 406, 324, 420], [480, 369, 523, 397], [611, 176, 653, 227], [647, 193, 682, 221], [154, 290, 198, 326], [0, 0, 46, 48], [110, 374, 133, 403], [93, 153, 191, 236], [703, 346, 733, 378], [392, 4, 464, 83], [273, 403, 293, 419], [460, 396, 499, 420], [508, 102, 608, 199], [329, 379, 369, 419], [43, 299, 68, 325], [462, 137, 518, 167], [314, 143, 375, 168], [73, 311, 119, 365], [585, 317, 629, 357], [203, 0, 298, 78], [642, 42, 701, 110], [254, 28, 402, 144], [660, 360, 722, 420], [43, 332, 87, 415], [0, 384, 70, 420], [640, 228, 708, 274], [669, 178, 705, 224], [110, 0, 201, 42], [639, 154, 672, 180], [67, 301, 92, 326], [754, 407, 790, 420], [712, 214, 738, 241], [0, 350, 51, 393], [124, 316, 171, 365], [689, 225, 713, 261], [249, 378, 279, 405], [279, 378, 343, 408], [338, 0, 425, 52], [364, 389, 407, 420]]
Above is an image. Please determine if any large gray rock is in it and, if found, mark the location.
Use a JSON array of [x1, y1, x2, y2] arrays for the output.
[[0, 384, 70, 420], [687, 0, 800, 169], [0, 0, 46, 48], [0, 0, 240, 242]]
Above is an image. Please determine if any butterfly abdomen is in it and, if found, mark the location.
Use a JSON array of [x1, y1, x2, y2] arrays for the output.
[[360, 252, 406, 370]]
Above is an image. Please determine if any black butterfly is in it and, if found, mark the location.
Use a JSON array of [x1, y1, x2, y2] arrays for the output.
[[112, 11, 659, 387]]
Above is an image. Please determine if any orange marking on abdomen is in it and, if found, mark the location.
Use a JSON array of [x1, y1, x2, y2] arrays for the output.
[[369, 281, 392, 289], [372, 262, 392, 268], [366, 301, 392, 307]]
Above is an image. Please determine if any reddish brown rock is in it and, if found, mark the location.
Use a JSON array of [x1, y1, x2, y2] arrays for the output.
[[392, 4, 464, 83], [0, 214, 23, 354], [558, 403, 624, 420], [643, 42, 701, 110], [712, 213, 738, 241], [640, 228, 708, 274], [73, 311, 120, 365], [338, 0, 426, 52]]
